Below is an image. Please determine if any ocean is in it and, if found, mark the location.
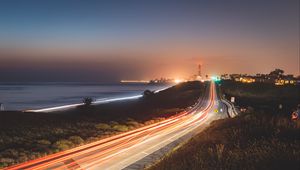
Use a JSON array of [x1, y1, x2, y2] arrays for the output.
[[0, 83, 169, 111]]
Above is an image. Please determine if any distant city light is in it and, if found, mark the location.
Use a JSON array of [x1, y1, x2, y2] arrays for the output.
[[174, 79, 188, 84], [210, 76, 220, 82], [174, 79, 182, 83]]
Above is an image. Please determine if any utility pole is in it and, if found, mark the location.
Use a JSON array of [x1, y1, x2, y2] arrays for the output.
[[198, 64, 202, 78]]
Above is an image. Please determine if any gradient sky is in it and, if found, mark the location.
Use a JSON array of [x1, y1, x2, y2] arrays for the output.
[[0, 0, 299, 82]]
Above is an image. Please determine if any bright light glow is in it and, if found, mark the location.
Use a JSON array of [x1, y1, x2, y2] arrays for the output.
[[174, 78, 189, 84], [174, 79, 183, 84], [210, 76, 220, 81]]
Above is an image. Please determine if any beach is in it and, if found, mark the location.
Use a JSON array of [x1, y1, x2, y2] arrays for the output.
[[0, 83, 168, 111]]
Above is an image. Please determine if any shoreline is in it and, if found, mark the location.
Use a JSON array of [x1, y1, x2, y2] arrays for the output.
[[0, 84, 171, 112], [25, 86, 170, 113]]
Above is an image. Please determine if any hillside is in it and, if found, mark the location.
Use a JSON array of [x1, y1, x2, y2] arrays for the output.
[[150, 80, 300, 170], [150, 112, 300, 170]]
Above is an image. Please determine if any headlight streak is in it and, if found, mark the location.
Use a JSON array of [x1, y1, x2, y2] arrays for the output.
[[52, 117, 188, 170], [83, 83, 216, 169], [7, 108, 191, 170], [7, 82, 216, 170]]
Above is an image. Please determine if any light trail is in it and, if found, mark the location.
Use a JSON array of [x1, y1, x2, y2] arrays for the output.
[[7, 108, 192, 170], [6, 82, 220, 170]]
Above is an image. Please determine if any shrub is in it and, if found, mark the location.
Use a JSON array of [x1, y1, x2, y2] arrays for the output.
[[36, 139, 51, 151], [143, 90, 154, 98], [37, 139, 51, 146], [126, 120, 140, 127], [83, 97, 93, 106], [85, 137, 99, 143], [109, 121, 119, 126], [216, 144, 225, 161], [52, 128, 64, 135], [68, 136, 84, 145], [52, 139, 74, 151], [95, 123, 111, 130], [144, 120, 156, 125], [112, 125, 129, 132], [0, 158, 14, 167]]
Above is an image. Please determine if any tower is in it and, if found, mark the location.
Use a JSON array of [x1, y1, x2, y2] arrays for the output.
[[198, 64, 202, 78]]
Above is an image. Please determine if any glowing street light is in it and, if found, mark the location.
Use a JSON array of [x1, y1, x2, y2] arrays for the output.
[[174, 79, 183, 84], [210, 76, 220, 82]]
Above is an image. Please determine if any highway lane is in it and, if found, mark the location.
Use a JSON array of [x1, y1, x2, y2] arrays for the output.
[[7, 81, 225, 170]]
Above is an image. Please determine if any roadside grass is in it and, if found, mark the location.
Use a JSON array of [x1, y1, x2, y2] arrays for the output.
[[150, 112, 300, 170]]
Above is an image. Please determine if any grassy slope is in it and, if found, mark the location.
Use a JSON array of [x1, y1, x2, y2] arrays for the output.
[[0, 81, 205, 168], [150, 113, 300, 170], [221, 80, 300, 114], [151, 81, 300, 170]]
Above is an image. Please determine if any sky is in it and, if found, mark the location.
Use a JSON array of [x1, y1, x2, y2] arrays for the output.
[[0, 0, 299, 82]]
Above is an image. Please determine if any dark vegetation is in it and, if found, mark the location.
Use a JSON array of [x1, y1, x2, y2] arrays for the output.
[[151, 80, 300, 170], [150, 113, 300, 170], [221, 80, 300, 114], [0, 81, 205, 168], [83, 97, 93, 106]]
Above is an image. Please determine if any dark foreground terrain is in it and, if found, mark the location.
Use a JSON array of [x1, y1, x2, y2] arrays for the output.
[[150, 112, 300, 170], [151, 81, 300, 170], [0, 81, 206, 168]]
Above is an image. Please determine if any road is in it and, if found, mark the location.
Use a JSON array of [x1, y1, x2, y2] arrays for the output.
[[7, 81, 226, 170]]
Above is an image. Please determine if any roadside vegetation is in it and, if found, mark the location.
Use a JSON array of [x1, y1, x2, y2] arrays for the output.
[[150, 80, 300, 170], [221, 80, 300, 114], [0, 81, 206, 168], [150, 112, 300, 170]]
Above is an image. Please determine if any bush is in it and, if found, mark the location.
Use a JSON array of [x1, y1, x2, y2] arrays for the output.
[[95, 123, 111, 130], [126, 120, 140, 127], [0, 158, 14, 167], [52, 139, 74, 151], [109, 121, 119, 126], [112, 125, 129, 132], [68, 136, 84, 145], [143, 90, 154, 98], [37, 139, 51, 146], [36, 139, 51, 151], [83, 97, 93, 106]]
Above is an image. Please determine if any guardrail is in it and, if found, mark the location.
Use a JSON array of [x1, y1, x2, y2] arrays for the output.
[[221, 99, 239, 118], [217, 85, 238, 118]]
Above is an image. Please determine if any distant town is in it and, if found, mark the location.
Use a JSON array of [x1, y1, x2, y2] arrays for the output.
[[221, 68, 300, 86], [121, 65, 300, 86]]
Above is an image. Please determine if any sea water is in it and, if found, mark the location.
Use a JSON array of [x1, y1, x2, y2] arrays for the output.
[[0, 83, 169, 111]]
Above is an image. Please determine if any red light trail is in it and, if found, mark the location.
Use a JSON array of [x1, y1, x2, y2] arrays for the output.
[[6, 82, 218, 170]]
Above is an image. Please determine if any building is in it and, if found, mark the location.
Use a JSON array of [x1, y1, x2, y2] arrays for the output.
[[275, 75, 297, 85], [220, 74, 230, 80], [239, 76, 256, 83], [228, 69, 298, 86]]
